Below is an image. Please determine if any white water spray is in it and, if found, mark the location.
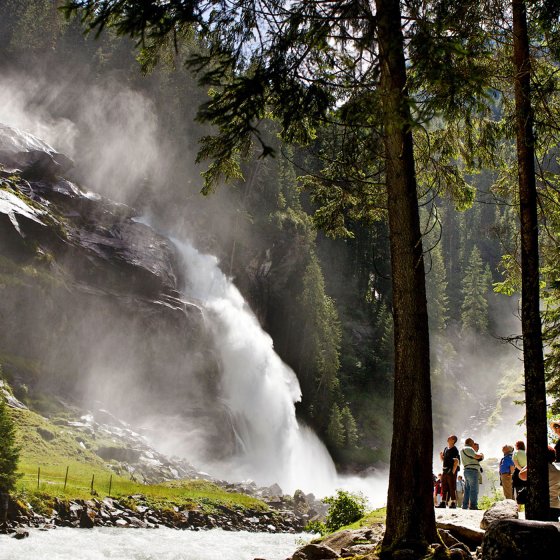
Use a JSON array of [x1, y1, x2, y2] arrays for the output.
[[175, 240, 338, 495]]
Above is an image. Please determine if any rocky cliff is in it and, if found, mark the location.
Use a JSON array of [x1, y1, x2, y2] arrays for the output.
[[0, 123, 234, 462]]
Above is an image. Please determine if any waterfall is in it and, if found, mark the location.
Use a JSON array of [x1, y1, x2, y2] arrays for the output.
[[174, 240, 338, 495]]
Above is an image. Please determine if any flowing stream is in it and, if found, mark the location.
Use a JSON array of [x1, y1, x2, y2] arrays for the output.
[[174, 241, 338, 495], [0, 528, 312, 560]]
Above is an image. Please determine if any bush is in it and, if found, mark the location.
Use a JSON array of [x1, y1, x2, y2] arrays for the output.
[[323, 489, 367, 532], [304, 519, 327, 535], [0, 393, 20, 493]]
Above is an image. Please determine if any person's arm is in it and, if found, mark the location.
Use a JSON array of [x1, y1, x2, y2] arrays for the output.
[[453, 457, 459, 474], [513, 454, 522, 470], [440, 450, 444, 461], [509, 458, 515, 474], [519, 466, 527, 481]]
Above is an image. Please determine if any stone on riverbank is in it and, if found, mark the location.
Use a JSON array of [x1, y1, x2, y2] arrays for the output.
[[480, 500, 518, 530], [481, 518, 560, 560]]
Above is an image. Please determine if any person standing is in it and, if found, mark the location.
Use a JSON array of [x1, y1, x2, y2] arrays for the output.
[[456, 474, 465, 506], [551, 420, 560, 462], [437, 435, 460, 509], [512, 440, 527, 501], [473, 442, 483, 485], [499, 444, 515, 499], [519, 446, 560, 521], [434, 473, 443, 506], [460, 437, 484, 510]]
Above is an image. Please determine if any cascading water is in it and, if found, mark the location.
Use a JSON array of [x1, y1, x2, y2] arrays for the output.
[[175, 240, 338, 495]]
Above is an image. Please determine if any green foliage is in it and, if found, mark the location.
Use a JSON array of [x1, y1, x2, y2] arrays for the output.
[[304, 519, 327, 535], [323, 489, 367, 533], [461, 245, 491, 333], [340, 405, 359, 449], [0, 393, 21, 493], [298, 253, 342, 427], [426, 243, 449, 331], [422, 207, 450, 332], [326, 404, 345, 450], [478, 488, 504, 511]]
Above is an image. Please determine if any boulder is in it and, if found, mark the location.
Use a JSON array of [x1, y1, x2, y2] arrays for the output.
[[12, 528, 29, 539], [291, 544, 340, 560], [480, 500, 518, 530], [293, 490, 310, 515], [436, 521, 484, 550], [36, 427, 55, 441], [96, 446, 142, 463], [261, 483, 283, 498], [321, 527, 383, 553], [79, 508, 95, 528], [481, 518, 560, 560], [0, 123, 73, 180], [340, 543, 378, 557]]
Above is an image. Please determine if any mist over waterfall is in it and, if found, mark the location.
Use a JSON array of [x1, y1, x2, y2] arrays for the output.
[[175, 240, 338, 495]]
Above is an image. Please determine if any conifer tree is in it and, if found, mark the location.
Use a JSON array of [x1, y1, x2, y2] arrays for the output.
[[64, 0, 494, 552], [461, 246, 491, 334], [0, 394, 20, 494], [426, 243, 449, 332], [340, 405, 359, 449], [299, 253, 342, 427], [326, 404, 345, 450]]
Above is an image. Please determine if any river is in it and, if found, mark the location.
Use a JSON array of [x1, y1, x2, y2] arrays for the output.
[[0, 527, 312, 560]]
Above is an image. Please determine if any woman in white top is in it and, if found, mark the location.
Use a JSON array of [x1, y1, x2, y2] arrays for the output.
[[512, 440, 527, 503]]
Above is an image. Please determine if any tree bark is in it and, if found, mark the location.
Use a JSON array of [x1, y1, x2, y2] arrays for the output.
[[512, 0, 550, 521], [375, 0, 437, 554]]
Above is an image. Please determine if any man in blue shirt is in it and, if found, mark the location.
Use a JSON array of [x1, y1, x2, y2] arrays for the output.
[[499, 444, 515, 499]]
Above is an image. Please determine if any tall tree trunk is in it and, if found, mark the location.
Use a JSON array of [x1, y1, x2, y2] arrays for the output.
[[512, 0, 549, 521], [376, 0, 437, 554]]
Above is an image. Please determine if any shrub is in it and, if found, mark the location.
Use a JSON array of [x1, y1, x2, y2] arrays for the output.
[[0, 394, 20, 493], [323, 489, 367, 532], [304, 519, 327, 535]]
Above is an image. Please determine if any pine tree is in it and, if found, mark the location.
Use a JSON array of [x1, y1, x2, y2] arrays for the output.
[[0, 394, 20, 493], [326, 404, 345, 450], [461, 246, 491, 334], [426, 243, 449, 332], [299, 253, 342, 428], [340, 405, 359, 449]]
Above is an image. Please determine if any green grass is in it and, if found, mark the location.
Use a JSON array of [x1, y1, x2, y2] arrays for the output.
[[8, 405, 267, 513], [337, 507, 386, 531]]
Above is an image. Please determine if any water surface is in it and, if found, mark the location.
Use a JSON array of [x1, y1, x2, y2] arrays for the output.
[[0, 527, 310, 560]]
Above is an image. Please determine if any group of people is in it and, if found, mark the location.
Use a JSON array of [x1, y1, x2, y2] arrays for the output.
[[434, 435, 484, 510], [433, 423, 560, 521]]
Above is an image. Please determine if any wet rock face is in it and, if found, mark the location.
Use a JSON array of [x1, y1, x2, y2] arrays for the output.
[[0, 124, 225, 444], [0, 126, 179, 298], [0, 123, 73, 182]]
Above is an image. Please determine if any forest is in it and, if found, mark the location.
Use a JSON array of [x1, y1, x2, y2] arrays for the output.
[[1, 0, 560, 558]]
